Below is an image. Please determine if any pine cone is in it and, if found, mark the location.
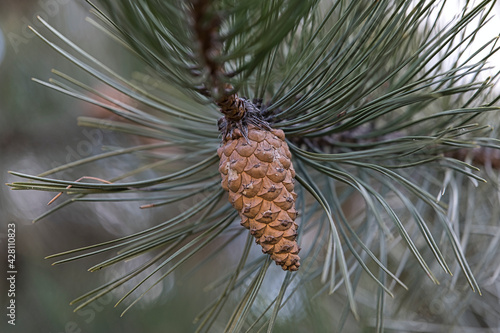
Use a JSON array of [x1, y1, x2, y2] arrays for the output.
[[217, 124, 300, 271]]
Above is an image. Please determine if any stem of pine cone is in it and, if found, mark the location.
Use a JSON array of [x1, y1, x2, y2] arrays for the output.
[[191, 0, 226, 99], [217, 93, 247, 121], [190, 0, 250, 123]]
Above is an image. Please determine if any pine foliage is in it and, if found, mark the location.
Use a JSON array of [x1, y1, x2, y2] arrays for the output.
[[8, 0, 500, 331]]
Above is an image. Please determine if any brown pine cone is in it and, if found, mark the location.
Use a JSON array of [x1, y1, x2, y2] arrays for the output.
[[217, 124, 300, 271]]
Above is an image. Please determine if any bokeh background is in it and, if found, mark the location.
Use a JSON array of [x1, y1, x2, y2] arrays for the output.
[[0, 1, 208, 332], [2, 1, 500, 333]]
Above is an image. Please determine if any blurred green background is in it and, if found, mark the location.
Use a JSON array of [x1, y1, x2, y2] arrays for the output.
[[0, 1, 207, 332]]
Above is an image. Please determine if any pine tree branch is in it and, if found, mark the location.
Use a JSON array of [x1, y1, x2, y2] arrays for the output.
[[7, 0, 500, 330]]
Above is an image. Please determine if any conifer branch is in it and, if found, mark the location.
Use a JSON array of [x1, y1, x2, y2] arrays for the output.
[[191, 0, 224, 97], [6, 0, 500, 331]]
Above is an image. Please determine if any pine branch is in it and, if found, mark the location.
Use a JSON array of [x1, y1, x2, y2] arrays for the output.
[[7, 0, 500, 331]]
